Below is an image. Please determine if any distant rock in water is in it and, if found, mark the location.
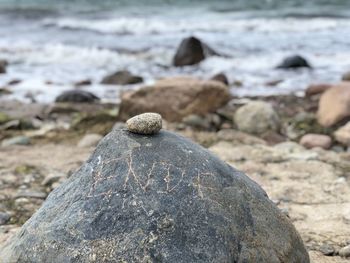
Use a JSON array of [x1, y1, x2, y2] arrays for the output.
[[74, 79, 92, 86], [55, 90, 100, 103], [7, 79, 21, 85], [210, 73, 229, 86], [118, 77, 231, 122], [342, 71, 350, 81], [101, 70, 143, 85], [276, 55, 311, 69], [0, 59, 8, 74], [173, 36, 218, 67], [0, 130, 309, 262]]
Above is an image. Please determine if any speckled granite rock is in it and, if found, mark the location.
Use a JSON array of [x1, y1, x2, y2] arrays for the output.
[[126, 113, 162, 135], [0, 130, 309, 263]]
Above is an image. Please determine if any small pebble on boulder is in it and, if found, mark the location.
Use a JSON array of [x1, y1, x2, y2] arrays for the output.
[[299, 133, 332, 149], [127, 112, 162, 135], [1, 136, 30, 147]]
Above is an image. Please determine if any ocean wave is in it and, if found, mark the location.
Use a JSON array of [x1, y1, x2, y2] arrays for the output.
[[0, 7, 58, 19], [42, 16, 350, 35]]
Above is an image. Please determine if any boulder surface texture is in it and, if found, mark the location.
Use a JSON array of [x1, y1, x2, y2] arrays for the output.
[[1, 130, 309, 263]]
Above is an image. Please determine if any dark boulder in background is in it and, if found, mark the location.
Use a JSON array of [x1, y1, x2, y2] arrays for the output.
[[277, 55, 311, 69], [173, 36, 218, 67], [55, 90, 100, 103], [101, 70, 143, 85], [210, 73, 229, 86], [342, 71, 350, 81], [0, 59, 8, 74], [1, 130, 309, 263]]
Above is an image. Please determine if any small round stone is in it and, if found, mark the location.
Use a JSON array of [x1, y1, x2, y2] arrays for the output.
[[339, 245, 350, 257], [126, 113, 162, 135]]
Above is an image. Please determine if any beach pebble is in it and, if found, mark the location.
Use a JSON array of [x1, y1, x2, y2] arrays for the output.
[[77, 133, 103, 148], [55, 90, 100, 103], [15, 191, 47, 200], [1, 136, 30, 147], [126, 113, 162, 135], [299, 134, 332, 149], [41, 172, 65, 187], [342, 71, 350, 81], [319, 244, 334, 256], [74, 79, 91, 86], [0, 87, 12, 95], [317, 83, 350, 127], [0, 112, 10, 124], [210, 73, 229, 86], [305, 83, 332, 97], [334, 122, 350, 146], [0, 59, 7, 74], [339, 245, 350, 257], [0, 212, 11, 225], [101, 70, 143, 85], [182, 114, 211, 130], [234, 101, 280, 135]]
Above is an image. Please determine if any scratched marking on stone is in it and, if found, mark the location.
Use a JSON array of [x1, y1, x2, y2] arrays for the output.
[[87, 147, 216, 200]]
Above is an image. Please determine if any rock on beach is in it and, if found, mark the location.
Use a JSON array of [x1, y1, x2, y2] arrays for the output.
[[317, 83, 350, 127], [173, 36, 217, 67], [277, 55, 311, 69], [118, 77, 231, 122], [55, 90, 100, 103], [234, 101, 280, 135], [0, 129, 309, 262]]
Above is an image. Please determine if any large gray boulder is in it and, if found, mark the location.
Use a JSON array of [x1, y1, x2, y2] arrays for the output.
[[1, 130, 309, 263]]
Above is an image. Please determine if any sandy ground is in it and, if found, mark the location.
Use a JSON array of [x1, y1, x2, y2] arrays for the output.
[[0, 136, 349, 262]]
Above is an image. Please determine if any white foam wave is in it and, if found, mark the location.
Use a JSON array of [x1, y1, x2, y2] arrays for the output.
[[42, 16, 350, 35]]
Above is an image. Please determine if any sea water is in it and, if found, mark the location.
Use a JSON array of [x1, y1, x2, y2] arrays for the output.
[[0, 0, 350, 102]]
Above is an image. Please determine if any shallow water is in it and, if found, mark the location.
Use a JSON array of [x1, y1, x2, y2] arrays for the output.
[[0, 0, 350, 103]]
